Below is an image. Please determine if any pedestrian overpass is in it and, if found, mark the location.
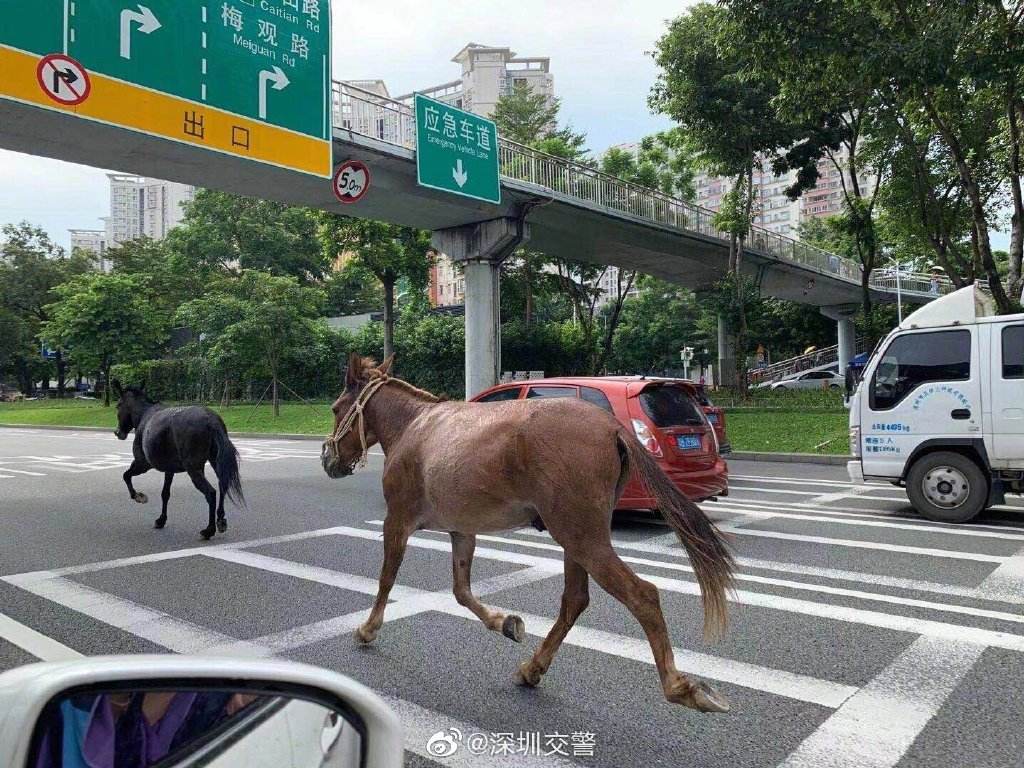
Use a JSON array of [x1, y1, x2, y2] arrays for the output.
[[0, 79, 948, 395]]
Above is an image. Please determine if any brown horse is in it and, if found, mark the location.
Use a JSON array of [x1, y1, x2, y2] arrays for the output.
[[322, 354, 736, 713]]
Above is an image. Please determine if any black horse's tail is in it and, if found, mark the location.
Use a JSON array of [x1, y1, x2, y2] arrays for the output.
[[617, 430, 735, 640], [212, 426, 244, 508]]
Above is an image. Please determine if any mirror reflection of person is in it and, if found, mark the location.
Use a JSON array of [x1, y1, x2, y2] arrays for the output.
[[34, 691, 263, 768]]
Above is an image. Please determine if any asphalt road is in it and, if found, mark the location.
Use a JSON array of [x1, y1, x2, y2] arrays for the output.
[[1, 426, 1023, 768]]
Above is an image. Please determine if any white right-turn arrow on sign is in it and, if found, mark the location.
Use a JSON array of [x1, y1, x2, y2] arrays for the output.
[[258, 66, 291, 120]]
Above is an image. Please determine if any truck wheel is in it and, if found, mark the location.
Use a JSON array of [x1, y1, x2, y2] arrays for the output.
[[906, 452, 988, 523]]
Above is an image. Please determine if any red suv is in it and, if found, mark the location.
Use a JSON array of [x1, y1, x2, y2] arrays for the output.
[[472, 377, 729, 507]]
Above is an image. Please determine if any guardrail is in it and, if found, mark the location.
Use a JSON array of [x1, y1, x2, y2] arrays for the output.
[[331, 81, 952, 299]]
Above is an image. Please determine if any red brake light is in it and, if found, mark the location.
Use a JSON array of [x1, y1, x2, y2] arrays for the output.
[[631, 419, 663, 457]]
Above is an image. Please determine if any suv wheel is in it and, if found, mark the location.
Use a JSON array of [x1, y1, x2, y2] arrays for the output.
[[906, 451, 988, 523]]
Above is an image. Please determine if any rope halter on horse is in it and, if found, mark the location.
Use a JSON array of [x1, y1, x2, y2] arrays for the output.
[[325, 373, 390, 470]]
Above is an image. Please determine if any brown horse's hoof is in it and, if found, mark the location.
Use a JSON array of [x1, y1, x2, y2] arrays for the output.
[[133, 493, 148, 504], [217, 519, 228, 533], [154, 518, 166, 530], [514, 662, 542, 688], [199, 528, 215, 541], [502, 615, 526, 643], [354, 626, 377, 645], [666, 678, 730, 713]]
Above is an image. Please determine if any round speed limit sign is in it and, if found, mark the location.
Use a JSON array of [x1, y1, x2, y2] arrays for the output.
[[332, 160, 371, 205]]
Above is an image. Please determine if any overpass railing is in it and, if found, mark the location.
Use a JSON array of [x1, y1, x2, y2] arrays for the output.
[[332, 81, 952, 299]]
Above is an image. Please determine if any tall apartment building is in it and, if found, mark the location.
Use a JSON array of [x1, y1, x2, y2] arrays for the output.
[[101, 174, 195, 248], [693, 150, 875, 237], [400, 44, 553, 307], [69, 229, 109, 271], [397, 44, 553, 118]]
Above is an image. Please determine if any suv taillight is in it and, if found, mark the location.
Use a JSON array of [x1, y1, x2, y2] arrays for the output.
[[850, 427, 861, 458], [632, 419, 663, 458]]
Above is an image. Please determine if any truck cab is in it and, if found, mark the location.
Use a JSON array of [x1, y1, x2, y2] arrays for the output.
[[848, 285, 1024, 522]]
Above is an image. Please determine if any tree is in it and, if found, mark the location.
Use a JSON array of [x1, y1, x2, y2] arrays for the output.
[[491, 82, 588, 160], [41, 273, 167, 406], [176, 271, 325, 416], [0, 222, 93, 396], [169, 190, 329, 281], [609, 277, 701, 373], [323, 259, 385, 316], [317, 216, 433, 361], [728, 0, 1024, 312], [651, 3, 803, 386], [601, 130, 697, 200]]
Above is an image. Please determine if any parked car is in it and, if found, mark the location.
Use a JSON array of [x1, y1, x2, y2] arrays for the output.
[[771, 369, 844, 390], [692, 384, 731, 454], [472, 377, 729, 507]]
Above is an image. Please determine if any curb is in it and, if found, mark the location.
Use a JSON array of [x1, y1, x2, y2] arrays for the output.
[[0, 423, 325, 442], [729, 451, 851, 466], [3, 424, 852, 462]]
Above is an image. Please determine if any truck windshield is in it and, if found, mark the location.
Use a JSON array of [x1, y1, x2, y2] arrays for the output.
[[870, 329, 971, 410]]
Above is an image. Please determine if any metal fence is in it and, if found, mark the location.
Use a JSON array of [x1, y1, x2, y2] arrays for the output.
[[331, 81, 952, 299]]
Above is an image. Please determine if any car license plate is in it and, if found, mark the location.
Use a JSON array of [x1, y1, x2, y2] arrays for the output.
[[676, 435, 701, 451]]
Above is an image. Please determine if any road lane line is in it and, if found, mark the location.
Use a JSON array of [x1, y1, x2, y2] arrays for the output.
[[0, 612, 83, 661], [978, 545, 1024, 602], [199, 544, 855, 707], [707, 526, 1006, 563], [2, 574, 272, 656], [778, 636, 984, 768], [375, 522, 1024, 606], [707, 499, 1024, 539], [350, 525, 1024, 651], [392, 526, 1024, 624]]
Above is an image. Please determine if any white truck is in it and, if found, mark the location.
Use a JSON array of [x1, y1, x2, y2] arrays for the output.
[[847, 284, 1024, 522]]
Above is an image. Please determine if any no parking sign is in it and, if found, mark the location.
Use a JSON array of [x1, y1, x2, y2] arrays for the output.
[[332, 160, 371, 205]]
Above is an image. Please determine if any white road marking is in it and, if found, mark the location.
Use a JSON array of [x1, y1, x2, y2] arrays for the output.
[[808, 484, 876, 505], [978, 545, 1024, 602], [2, 574, 272, 656], [179, 544, 858, 707], [778, 636, 984, 768], [708, 498, 1024, 539], [393, 526, 1024, 624], [0, 612, 83, 661], [352, 525, 1024, 652]]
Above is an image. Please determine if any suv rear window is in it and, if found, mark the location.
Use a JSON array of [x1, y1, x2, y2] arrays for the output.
[[638, 386, 705, 427]]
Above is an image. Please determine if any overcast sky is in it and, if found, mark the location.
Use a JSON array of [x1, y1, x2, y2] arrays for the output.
[[0, 0, 684, 249]]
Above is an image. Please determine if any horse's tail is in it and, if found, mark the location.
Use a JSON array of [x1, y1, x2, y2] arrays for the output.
[[617, 430, 734, 640], [212, 425, 245, 508]]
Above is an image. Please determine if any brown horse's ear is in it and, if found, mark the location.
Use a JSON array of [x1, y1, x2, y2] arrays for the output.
[[345, 353, 362, 387], [112, 379, 123, 398], [379, 353, 395, 376]]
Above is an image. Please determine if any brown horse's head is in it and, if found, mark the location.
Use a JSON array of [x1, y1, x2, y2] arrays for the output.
[[321, 353, 394, 478]]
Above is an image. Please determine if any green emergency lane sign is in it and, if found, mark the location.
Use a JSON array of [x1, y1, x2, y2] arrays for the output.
[[415, 94, 501, 205]]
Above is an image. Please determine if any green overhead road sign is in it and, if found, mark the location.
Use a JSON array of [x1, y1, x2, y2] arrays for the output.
[[415, 94, 501, 205], [0, 0, 332, 176]]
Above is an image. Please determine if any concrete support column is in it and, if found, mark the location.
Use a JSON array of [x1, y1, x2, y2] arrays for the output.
[[432, 217, 529, 400], [717, 314, 737, 387], [822, 305, 859, 374], [462, 259, 501, 399]]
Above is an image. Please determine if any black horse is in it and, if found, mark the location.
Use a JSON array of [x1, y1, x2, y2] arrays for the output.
[[113, 382, 244, 540]]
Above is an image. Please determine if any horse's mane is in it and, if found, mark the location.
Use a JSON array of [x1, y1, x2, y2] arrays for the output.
[[379, 375, 443, 404]]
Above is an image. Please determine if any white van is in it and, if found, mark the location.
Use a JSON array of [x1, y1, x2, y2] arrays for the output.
[[847, 285, 1024, 522]]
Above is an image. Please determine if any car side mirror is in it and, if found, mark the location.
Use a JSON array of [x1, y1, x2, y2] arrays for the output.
[[0, 656, 403, 768]]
